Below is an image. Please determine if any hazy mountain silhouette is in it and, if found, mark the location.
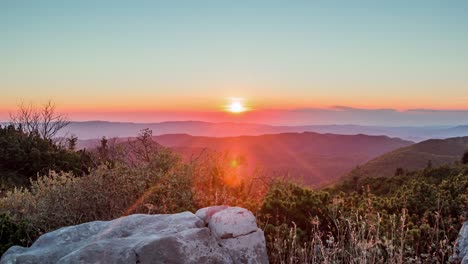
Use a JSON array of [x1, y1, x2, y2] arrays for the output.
[[61, 120, 468, 141], [77, 132, 412, 186], [350, 136, 468, 178], [157, 132, 412, 185]]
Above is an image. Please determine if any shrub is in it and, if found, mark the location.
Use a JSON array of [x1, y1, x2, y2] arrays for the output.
[[0, 213, 38, 256], [260, 167, 467, 263], [0, 149, 195, 233], [260, 179, 330, 237], [0, 125, 93, 189], [190, 151, 268, 212]]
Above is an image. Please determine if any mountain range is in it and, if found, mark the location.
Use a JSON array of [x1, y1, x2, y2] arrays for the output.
[[59, 121, 468, 142], [1, 118, 458, 186], [78, 132, 412, 186]]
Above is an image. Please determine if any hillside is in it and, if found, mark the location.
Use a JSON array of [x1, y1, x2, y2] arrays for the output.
[[351, 136, 468, 178], [154, 132, 412, 186], [76, 132, 412, 186]]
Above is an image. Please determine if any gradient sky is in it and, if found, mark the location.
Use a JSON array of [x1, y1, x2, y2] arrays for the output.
[[1, 0, 468, 124]]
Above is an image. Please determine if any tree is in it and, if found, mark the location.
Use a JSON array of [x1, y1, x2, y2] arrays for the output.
[[10, 101, 70, 141], [462, 150, 468, 164], [67, 135, 78, 151], [93, 136, 126, 167], [0, 125, 93, 188], [128, 128, 158, 163], [96, 136, 109, 165]]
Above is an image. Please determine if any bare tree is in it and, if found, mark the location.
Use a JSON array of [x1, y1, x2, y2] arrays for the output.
[[128, 128, 157, 163], [10, 100, 70, 141]]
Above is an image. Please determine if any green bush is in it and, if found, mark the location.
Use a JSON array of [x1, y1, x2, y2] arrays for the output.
[[260, 179, 330, 236], [0, 149, 195, 233], [260, 165, 467, 263], [0, 213, 38, 256], [0, 125, 93, 188]]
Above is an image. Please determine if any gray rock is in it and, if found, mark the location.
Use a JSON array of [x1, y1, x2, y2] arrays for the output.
[[219, 229, 268, 264], [197, 206, 269, 264], [195, 205, 229, 223], [453, 221, 468, 264], [1, 207, 269, 264], [208, 207, 257, 239]]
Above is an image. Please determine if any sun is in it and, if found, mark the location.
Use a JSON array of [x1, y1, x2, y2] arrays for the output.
[[226, 99, 247, 113]]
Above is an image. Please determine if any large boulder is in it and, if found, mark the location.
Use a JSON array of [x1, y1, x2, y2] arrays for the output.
[[453, 221, 468, 264], [1, 207, 268, 264], [196, 206, 268, 263]]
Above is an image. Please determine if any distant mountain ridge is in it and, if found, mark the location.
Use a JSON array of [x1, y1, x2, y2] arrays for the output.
[[78, 132, 413, 186], [57, 120, 468, 141], [350, 136, 468, 178], [159, 132, 413, 186]]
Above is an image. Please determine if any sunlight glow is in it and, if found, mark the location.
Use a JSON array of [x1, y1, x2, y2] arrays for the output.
[[226, 98, 247, 113]]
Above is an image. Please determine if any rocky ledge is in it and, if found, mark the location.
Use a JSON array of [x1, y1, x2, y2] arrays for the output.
[[0, 206, 268, 264]]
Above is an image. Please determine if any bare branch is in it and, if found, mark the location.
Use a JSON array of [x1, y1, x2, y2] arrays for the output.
[[9, 100, 70, 141]]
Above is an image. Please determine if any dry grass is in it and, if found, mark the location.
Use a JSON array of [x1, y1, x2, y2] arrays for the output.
[[265, 203, 455, 264]]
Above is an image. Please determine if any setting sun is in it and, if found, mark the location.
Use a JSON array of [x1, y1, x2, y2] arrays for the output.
[[227, 99, 247, 113]]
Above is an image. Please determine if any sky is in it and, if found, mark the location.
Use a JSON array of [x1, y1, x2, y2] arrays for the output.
[[1, 0, 468, 125]]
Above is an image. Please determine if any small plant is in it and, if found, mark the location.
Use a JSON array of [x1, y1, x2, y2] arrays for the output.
[[0, 213, 38, 256]]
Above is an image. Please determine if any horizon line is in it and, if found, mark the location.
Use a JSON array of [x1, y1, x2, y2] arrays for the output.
[[0, 119, 464, 128]]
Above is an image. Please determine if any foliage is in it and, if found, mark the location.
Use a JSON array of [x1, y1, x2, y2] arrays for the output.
[[0, 125, 93, 188], [333, 165, 467, 196], [260, 180, 330, 238], [0, 214, 37, 256], [0, 154, 194, 233], [93, 136, 127, 168], [190, 151, 268, 212], [260, 165, 468, 263]]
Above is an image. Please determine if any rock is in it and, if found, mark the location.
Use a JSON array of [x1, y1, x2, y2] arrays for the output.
[[197, 206, 269, 264], [1, 207, 269, 264], [195, 205, 229, 223], [208, 207, 257, 239], [453, 221, 468, 264], [218, 228, 268, 264]]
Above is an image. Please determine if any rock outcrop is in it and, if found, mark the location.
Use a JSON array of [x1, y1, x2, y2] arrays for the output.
[[196, 206, 267, 263], [453, 221, 468, 264], [1, 206, 268, 264]]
